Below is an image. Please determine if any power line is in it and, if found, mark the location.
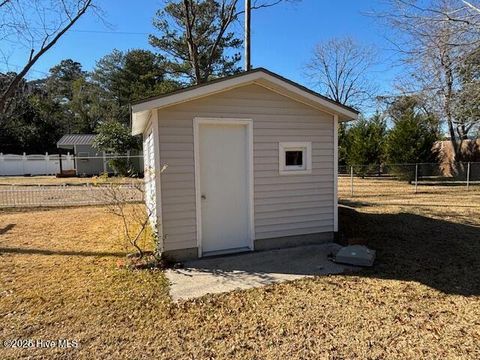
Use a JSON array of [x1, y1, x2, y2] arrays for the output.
[[69, 29, 150, 35], [1, 27, 153, 76], [26, 27, 151, 36], [1, 63, 50, 77]]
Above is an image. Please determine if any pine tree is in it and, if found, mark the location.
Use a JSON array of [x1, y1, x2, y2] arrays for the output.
[[385, 97, 438, 164], [346, 114, 387, 169], [149, 0, 242, 84], [385, 111, 437, 164]]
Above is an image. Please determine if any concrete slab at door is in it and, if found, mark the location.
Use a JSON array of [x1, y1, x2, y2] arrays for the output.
[[166, 243, 359, 301]]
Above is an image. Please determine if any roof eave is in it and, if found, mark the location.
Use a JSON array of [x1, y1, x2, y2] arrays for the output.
[[132, 110, 152, 136]]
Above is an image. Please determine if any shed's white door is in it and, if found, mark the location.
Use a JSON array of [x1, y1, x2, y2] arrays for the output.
[[198, 123, 251, 255]]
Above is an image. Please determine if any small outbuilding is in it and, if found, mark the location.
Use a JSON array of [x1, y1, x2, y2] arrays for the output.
[[57, 134, 105, 176], [131, 68, 358, 261], [57, 134, 143, 176]]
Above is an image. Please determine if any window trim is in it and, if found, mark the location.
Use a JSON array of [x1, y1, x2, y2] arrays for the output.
[[279, 142, 312, 175], [77, 152, 90, 162]]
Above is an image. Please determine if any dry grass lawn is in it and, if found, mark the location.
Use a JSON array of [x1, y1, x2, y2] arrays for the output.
[[0, 179, 479, 359], [339, 176, 480, 226]]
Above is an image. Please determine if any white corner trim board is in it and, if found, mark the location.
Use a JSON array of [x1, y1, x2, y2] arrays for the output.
[[193, 117, 255, 257], [333, 115, 339, 232], [151, 112, 164, 246]]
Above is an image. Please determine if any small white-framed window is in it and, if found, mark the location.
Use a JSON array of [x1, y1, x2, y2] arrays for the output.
[[279, 142, 312, 175]]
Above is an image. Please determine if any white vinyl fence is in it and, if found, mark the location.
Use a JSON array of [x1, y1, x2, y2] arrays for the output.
[[0, 184, 143, 208], [0, 153, 74, 176]]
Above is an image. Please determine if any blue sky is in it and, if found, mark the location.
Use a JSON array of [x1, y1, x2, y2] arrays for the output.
[[3, 0, 399, 96]]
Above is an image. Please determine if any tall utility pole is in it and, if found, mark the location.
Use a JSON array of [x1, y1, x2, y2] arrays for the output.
[[245, 0, 251, 71]]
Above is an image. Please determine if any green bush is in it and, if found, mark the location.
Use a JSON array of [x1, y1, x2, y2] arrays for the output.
[[93, 121, 141, 176]]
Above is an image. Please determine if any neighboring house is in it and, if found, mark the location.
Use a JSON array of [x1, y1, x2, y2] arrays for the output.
[[131, 68, 358, 261], [57, 134, 143, 176]]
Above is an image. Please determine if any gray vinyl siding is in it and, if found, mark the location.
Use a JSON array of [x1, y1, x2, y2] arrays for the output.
[[157, 84, 334, 251], [74, 144, 104, 176]]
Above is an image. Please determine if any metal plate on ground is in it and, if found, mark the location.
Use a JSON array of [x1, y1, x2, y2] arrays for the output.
[[334, 245, 376, 267]]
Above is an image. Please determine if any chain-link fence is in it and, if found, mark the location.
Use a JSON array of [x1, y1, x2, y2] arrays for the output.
[[2, 157, 479, 208], [339, 162, 480, 198], [0, 183, 144, 208], [0, 154, 146, 208]]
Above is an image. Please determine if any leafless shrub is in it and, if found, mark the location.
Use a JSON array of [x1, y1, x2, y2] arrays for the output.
[[91, 176, 155, 260], [90, 162, 168, 268]]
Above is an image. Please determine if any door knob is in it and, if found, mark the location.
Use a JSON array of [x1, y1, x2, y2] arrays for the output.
[[201, 194, 206, 200]]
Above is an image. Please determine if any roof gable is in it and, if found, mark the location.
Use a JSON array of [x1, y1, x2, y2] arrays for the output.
[[131, 68, 359, 135]]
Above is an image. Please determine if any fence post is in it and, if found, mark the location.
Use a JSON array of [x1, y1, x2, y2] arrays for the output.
[[466, 162, 471, 191], [22, 152, 27, 175], [103, 151, 107, 173], [11, 185, 16, 207], [350, 165, 354, 197], [45, 152, 49, 175], [414, 163, 418, 194]]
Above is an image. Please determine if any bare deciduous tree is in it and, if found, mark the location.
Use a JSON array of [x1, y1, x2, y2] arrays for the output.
[[377, 0, 480, 160], [0, 0, 12, 8], [463, 0, 480, 15], [0, 0, 97, 113], [305, 37, 377, 110], [408, 0, 480, 30]]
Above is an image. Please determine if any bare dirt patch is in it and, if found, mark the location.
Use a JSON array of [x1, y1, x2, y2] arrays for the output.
[[0, 179, 479, 359]]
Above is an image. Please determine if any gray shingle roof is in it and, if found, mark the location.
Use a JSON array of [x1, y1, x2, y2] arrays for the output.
[[57, 134, 97, 147]]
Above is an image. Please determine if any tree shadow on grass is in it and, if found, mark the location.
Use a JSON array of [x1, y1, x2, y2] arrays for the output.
[[340, 199, 374, 208], [0, 224, 15, 235], [339, 205, 480, 296], [0, 247, 125, 258]]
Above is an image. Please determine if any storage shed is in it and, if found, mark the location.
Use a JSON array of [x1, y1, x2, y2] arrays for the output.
[[57, 134, 144, 176], [57, 134, 105, 176], [131, 68, 358, 261]]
